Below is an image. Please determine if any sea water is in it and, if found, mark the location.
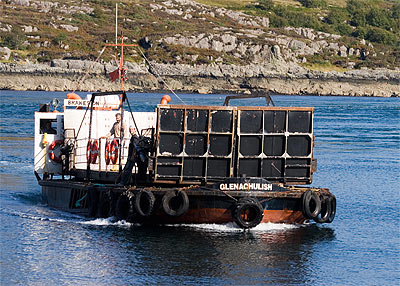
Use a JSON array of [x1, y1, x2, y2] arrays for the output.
[[0, 90, 399, 285]]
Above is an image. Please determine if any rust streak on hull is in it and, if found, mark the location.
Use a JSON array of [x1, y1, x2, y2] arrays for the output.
[[151, 208, 306, 224]]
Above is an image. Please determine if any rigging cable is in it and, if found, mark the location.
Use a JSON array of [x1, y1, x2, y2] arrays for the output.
[[72, 46, 107, 93], [137, 47, 186, 105]]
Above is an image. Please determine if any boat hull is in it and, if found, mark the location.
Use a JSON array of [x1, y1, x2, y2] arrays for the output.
[[40, 180, 316, 226]]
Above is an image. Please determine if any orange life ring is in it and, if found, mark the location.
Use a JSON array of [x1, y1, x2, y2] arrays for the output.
[[105, 140, 111, 165], [86, 140, 92, 163], [87, 139, 99, 164], [48, 140, 63, 163], [91, 139, 99, 164], [110, 139, 119, 165]]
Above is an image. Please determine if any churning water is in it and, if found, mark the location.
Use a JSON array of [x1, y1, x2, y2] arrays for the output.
[[0, 90, 399, 285]]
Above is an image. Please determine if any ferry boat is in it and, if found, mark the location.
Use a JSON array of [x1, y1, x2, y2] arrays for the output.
[[33, 37, 336, 229]]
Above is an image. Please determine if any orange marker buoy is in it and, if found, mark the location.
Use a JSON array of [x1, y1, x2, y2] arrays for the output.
[[66, 93, 82, 100], [160, 95, 171, 104]]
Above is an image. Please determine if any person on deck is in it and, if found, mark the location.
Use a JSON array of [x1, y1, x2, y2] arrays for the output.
[[103, 113, 127, 139], [119, 126, 150, 186], [41, 120, 56, 134]]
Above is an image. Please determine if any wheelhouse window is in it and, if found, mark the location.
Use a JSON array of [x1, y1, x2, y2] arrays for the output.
[[40, 119, 57, 134]]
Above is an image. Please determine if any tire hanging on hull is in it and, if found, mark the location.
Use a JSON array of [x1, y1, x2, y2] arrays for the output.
[[232, 197, 264, 229], [86, 186, 99, 217], [302, 190, 321, 219], [115, 191, 135, 221], [97, 191, 112, 218], [326, 195, 336, 223], [161, 190, 189, 217], [134, 190, 156, 217], [314, 195, 331, 223]]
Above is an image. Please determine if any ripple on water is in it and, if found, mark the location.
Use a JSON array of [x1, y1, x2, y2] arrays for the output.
[[0, 92, 399, 286]]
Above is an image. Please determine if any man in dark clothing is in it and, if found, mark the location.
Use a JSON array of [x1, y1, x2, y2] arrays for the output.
[[41, 120, 57, 134], [120, 127, 150, 185]]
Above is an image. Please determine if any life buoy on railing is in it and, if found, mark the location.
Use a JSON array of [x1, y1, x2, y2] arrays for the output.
[[48, 140, 63, 163], [134, 190, 156, 217], [232, 197, 264, 229], [105, 140, 111, 165], [302, 190, 321, 219], [110, 139, 119, 164], [91, 139, 99, 164], [86, 140, 92, 162], [86, 139, 99, 164], [161, 190, 189, 217]]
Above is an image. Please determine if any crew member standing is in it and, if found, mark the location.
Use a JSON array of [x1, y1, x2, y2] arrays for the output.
[[103, 113, 127, 139]]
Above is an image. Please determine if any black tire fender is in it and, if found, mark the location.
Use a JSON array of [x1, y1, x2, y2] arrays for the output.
[[314, 195, 332, 223], [86, 186, 98, 217], [233, 197, 264, 229], [161, 190, 189, 217], [326, 195, 336, 223], [134, 190, 156, 217], [302, 190, 321, 219], [116, 191, 134, 221], [97, 191, 111, 218]]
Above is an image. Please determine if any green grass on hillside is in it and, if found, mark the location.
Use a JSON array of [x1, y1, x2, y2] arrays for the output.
[[0, 0, 398, 69]]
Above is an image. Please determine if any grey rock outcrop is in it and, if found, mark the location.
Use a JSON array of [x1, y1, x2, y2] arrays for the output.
[[0, 47, 11, 60], [0, 60, 398, 97]]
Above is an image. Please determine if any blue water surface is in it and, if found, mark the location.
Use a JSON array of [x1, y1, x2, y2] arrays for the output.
[[0, 90, 399, 285]]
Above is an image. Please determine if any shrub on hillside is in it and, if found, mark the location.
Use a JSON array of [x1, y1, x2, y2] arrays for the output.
[[335, 23, 353, 36], [273, 5, 321, 30], [53, 32, 67, 46], [365, 26, 398, 46], [346, 0, 367, 15], [351, 26, 368, 39], [2, 28, 26, 50], [299, 0, 327, 9], [257, 0, 274, 11], [366, 7, 391, 30], [349, 10, 367, 27], [392, 3, 400, 19], [92, 7, 105, 19], [269, 14, 289, 28], [326, 8, 349, 25]]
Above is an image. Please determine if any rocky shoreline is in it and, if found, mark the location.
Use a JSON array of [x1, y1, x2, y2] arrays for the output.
[[0, 61, 399, 97], [2, 0, 399, 97]]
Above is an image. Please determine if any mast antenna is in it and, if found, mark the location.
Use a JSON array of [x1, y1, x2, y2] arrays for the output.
[[115, 3, 118, 45]]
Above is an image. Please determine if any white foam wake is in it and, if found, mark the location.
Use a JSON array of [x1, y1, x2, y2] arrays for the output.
[[170, 222, 299, 232], [4, 207, 302, 233], [80, 217, 139, 228]]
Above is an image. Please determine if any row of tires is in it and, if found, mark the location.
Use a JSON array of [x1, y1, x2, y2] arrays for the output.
[[87, 187, 265, 229], [87, 188, 190, 221], [302, 190, 336, 223], [86, 188, 335, 228]]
